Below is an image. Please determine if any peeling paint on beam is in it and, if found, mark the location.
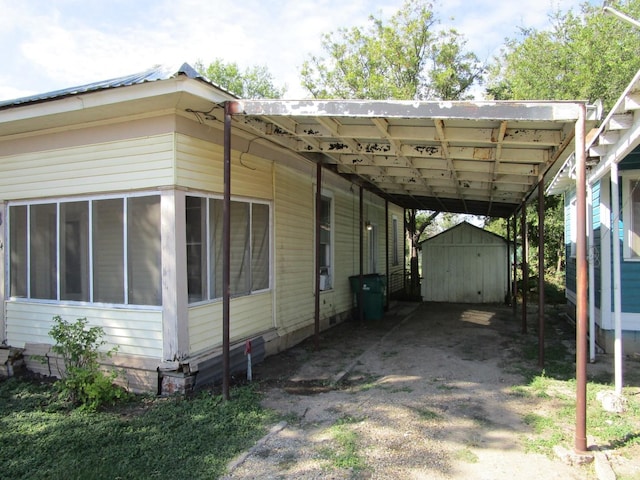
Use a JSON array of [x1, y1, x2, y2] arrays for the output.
[[231, 100, 590, 121]]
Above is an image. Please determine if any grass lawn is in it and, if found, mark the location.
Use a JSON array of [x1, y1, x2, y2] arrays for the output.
[[0, 377, 276, 480]]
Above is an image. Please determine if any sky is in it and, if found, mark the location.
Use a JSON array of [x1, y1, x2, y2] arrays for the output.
[[0, 0, 598, 102]]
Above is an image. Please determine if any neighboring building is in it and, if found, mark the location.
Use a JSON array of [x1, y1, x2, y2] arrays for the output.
[[0, 64, 405, 393], [420, 222, 509, 304], [548, 69, 640, 354]]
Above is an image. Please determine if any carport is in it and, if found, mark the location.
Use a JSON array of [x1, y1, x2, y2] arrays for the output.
[[221, 98, 599, 453]]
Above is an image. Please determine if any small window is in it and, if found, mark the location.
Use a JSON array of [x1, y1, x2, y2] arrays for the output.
[[569, 196, 577, 258], [623, 176, 640, 259], [318, 194, 332, 290], [392, 215, 399, 266]]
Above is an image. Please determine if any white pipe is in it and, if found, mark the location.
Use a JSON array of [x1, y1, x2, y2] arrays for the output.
[[610, 162, 623, 395], [588, 184, 596, 362], [603, 6, 640, 29]]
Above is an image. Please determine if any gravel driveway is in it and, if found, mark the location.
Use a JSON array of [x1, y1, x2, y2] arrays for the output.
[[222, 302, 612, 479]]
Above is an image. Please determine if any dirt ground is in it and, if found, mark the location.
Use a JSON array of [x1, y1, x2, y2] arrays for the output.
[[222, 302, 640, 480]]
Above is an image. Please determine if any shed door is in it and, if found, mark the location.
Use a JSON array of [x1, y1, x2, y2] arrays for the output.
[[423, 244, 506, 303]]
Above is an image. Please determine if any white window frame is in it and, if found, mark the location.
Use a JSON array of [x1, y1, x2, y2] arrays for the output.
[[318, 189, 334, 291], [569, 195, 577, 258], [185, 193, 272, 305], [622, 171, 640, 260], [392, 215, 399, 266], [7, 191, 162, 307]]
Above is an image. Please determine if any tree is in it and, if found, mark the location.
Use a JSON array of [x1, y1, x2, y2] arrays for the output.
[[194, 59, 286, 99], [484, 1, 640, 287], [300, 0, 483, 295], [300, 0, 483, 100], [486, 1, 640, 111]]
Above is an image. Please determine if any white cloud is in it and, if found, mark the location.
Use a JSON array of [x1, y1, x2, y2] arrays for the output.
[[0, 0, 595, 101]]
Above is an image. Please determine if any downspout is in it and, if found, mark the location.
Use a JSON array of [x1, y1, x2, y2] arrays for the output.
[[610, 162, 623, 395], [575, 103, 588, 454], [538, 182, 545, 368], [588, 183, 596, 363], [314, 162, 322, 349], [222, 102, 232, 401], [521, 206, 528, 334]]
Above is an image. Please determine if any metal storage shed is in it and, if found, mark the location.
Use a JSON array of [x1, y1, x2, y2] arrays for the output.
[[421, 222, 509, 303]]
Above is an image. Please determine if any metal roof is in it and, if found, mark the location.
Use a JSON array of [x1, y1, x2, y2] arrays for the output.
[[230, 99, 599, 217], [0, 63, 233, 110]]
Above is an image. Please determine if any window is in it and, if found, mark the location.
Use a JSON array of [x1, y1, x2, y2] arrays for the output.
[[623, 176, 640, 259], [569, 196, 577, 258], [318, 194, 332, 290], [392, 215, 399, 266], [185, 196, 270, 303], [8, 194, 161, 306]]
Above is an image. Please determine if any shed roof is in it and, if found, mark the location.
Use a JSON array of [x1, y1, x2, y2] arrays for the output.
[[420, 221, 508, 245]]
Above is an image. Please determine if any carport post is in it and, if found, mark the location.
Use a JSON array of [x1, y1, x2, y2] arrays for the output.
[[538, 181, 545, 368], [521, 206, 528, 334], [385, 200, 390, 311], [512, 214, 517, 315], [222, 102, 232, 401], [575, 103, 588, 454], [507, 217, 511, 302], [314, 162, 322, 350], [358, 186, 364, 323]]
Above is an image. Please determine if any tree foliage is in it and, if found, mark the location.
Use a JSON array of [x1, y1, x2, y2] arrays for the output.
[[194, 59, 286, 99], [486, 0, 640, 111], [300, 0, 483, 100]]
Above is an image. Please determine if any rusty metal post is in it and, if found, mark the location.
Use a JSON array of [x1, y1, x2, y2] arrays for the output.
[[385, 200, 390, 311], [512, 214, 518, 315], [507, 216, 511, 304], [575, 104, 588, 454], [222, 102, 232, 401], [403, 208, 407, 294], [359, 186, 364, 323], [538, 182, 545, 368], [521, 206, 528, 334], [314, 162, 322, 350]]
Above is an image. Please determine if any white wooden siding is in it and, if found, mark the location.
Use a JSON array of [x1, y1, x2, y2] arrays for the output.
[[0, 134, 175, 200], [388, 203, 405, 293], [188, 292, 273, 354], [175, 134, 273, 200], [6, 302, 162, 358], [274, 164, 315, 331], [325, 187, 358, 316]]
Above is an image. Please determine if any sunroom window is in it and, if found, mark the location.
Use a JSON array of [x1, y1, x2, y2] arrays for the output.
[[8, 194, 161, 306], [186, 195, 270, 304]]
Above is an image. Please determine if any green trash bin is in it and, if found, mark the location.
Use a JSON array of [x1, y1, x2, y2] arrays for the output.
[[349, 274, 386, 320]]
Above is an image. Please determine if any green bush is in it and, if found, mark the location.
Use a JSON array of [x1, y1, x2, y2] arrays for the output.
[[49, 316, 127, 410]]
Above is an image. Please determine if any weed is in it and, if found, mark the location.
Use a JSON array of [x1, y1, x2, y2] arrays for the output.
[[0, 379, 276, 479], [454, 447, 479, 463], [318, 416, 367, 472], [48, 316, 128, 411], [415, 407, 442, 421]]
